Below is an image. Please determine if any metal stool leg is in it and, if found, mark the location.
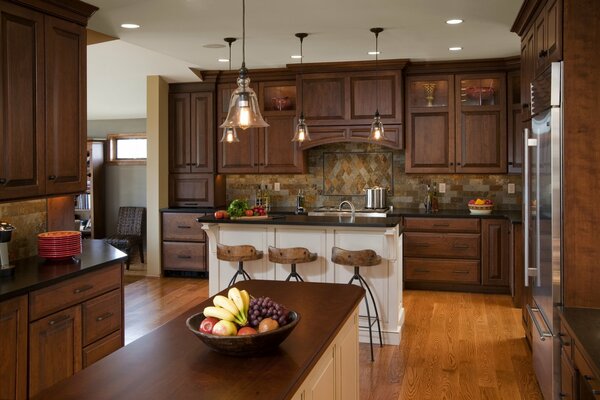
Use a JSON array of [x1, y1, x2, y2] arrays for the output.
[[285, 264, 304, 282], [228, 261, 251, 287], [358, 274, 383, 348], [349, 266, 375, 362]]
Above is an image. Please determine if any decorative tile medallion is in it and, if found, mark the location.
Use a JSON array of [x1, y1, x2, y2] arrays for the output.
[[322, 152, 393, 196]]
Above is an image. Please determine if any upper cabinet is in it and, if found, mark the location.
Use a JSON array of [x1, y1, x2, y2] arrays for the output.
[[0, 0, 95, 202], [507, 71, 523, 174], [534, 0, 562, 76], [217, 80, 307, 174], [298, 68, 404, 150], [405, 71, 507, 174]]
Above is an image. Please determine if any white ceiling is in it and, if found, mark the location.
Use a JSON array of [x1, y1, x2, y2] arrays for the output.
[[86, 0, 524, 120]]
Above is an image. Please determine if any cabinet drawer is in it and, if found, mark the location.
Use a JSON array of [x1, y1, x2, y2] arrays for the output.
[[405, 258, 480, 284], [82, 289, 121, 346], [162, 242, 206, 271], [574, 345, 600, 394], [82, 330, 122, 368], [404, 217, 480, 233], [404, 232, 480, 259], [558, 326, 574, 361], [162, 212, 206, 242], [30, 263, 121, 321]]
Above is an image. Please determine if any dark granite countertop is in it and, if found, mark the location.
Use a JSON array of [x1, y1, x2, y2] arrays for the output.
[[197, 214, 403, 228], [390, 208, 522, 223], [161, 206, 301, 215], [0, 240, 127, 302], [559, 307, 600, 378]]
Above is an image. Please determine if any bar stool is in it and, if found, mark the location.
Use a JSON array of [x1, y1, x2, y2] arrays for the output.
[[331, 246, 383, 361], [268, 246, 317, 282], [217, 244, 263, 287]]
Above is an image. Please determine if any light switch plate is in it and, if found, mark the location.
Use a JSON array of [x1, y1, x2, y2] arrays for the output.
[[438, 183, 446, 193], [274, 182, 280, 191], [508, 183, 515, 194]]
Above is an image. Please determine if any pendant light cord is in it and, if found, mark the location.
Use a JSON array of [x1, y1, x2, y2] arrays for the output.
[[375, 30, 379, 115], [300, 36, 304, 118], [242, 0, 246, 68]]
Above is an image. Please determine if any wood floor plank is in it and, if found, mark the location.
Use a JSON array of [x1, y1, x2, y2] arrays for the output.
[[123, 279, 544, 399]]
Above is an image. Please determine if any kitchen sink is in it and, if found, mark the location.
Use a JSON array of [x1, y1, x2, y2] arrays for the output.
[[308, 207, 389, 218]]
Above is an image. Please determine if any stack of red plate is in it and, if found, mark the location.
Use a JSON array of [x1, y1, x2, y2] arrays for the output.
[[38, 231, 82, 259]]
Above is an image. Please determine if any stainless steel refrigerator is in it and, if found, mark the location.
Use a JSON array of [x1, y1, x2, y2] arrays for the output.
[[524, 61, 563, 400]]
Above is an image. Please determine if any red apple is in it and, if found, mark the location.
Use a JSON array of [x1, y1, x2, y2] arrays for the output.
[[238, 327, 258, 336], [468, 200, 475, 205], [245, 210, 254, 217], [199, 317, 219, 334], [212, 320, 238, 336], [214, 211, 224, 220]]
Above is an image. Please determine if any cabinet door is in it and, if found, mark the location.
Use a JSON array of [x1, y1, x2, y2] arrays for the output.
[[217, 127, 259, 173], [560, 349, 576, 400], [349, 70, 402, 124], [534, 10, 547, 76], [261, 115, 306, 173], [190, 92, 214, 173], [521, 27, 535, 121], [29, 305, 82, 398], [455, 74, 507, 174], [0, 295, 28, 400], [405, 75, 455, 173], [45, 15, 86, 194], [481, 219, 509, 287], [299, 73, 347, 125], [508, 71, 523, 173], [169, 93, 191, 173], [545, 0, 562, 63], [169, 173, 221, 207], [305, 346, 336, 400], [0, 3, 45, 200]]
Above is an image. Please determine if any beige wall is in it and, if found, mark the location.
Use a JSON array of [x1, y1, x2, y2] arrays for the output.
[[146, 76, 169, 277]]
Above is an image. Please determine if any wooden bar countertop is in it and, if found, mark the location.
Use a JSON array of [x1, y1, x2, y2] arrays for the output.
[[36, 280, 364, 400]]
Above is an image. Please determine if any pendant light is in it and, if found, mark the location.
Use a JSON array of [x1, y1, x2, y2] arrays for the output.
[[220, 37, 240, 143], [369, 27, 385, 141], [220, 0, 268, 131], [292, 33, 310, 142]]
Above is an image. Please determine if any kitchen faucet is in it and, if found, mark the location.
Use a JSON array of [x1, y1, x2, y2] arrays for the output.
[[338, 200, 356, 215]]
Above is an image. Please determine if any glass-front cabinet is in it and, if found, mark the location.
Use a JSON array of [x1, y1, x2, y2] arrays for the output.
[[408, 78, 450, 108], [458, 77, 501, 106]]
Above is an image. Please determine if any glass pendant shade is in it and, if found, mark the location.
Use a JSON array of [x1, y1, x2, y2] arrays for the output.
[[220, 76, 268, 131], [369, 112, 385, 141], [220, 126, 240, 143], [292, 116, 310, 142]]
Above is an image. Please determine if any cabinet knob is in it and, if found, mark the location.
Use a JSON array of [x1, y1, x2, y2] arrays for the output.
[[522, 103, 530, 109], [538, 49, 548, 58], [0, 178, 6, 184], [457, 162, 461, 166], [48, 175, 56, 180], [450, 162, 454, 166], [508, 162, 513, 165]]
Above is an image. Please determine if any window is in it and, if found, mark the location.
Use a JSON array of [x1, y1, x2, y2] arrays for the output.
[[107, 133, 147, 164]]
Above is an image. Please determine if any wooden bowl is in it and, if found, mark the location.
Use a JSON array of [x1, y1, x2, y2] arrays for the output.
[[186, 311, 300, 356]]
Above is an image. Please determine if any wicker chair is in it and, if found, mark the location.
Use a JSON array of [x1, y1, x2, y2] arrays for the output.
[[105, 207, 145, 270]]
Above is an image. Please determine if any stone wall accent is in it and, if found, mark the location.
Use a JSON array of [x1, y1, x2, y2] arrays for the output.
[[0, 199, 47, 261], [226, 142, 522, 211]]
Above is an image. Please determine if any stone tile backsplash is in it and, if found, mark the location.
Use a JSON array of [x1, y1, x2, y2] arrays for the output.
[[226, 142, 522, 211], [0, 199, 47, 261]]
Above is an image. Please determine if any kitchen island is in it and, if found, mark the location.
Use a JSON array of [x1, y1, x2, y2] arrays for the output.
[[198, 214, 404, 345], [36, 280, 363, 400]]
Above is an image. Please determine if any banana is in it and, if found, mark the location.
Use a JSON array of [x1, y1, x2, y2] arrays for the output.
[[228, 287, 245, 314], [240, 289, 250, 315], [203, 306, 236, 322], [213, 295, 239, 316]]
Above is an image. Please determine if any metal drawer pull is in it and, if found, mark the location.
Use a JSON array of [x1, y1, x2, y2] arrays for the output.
[[49, 315, 70, 326], [183, 203, 199, 206], [526, 305, 553, 341], [413, 243, 430, 248], [73, 284, 93, 294], [177, 255, 192, 259], [414, 268, 430, 273], [177, 225, 192, 229], [432, 223, 449, 227], [453, 244, 470, 249], [452, 270, 470, 274], [96, 312, 114, 322], [558, 333, 571, 347]]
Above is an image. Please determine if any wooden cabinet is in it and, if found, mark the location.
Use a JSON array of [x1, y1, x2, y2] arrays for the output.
[[510, 223, 524, 308], [217, 81, 307, 174], [481, 219, 510, 287], [404, 217, 511, 293], [520, 27, 535, 120], [507, 72, 523, 173], [560, 348, 577, 400], [534, 0, 563, 76], [162, 212, 207, 272], [0, 295, 28, 400], [168, 86, 225, 207], [405, 72, 507, 174], [28, 262, 123, 397]]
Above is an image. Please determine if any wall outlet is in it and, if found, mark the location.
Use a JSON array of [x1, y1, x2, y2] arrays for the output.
[[508, 183, 516, 194], [438, 183, 446, 193], [274, 182, 280, 191]]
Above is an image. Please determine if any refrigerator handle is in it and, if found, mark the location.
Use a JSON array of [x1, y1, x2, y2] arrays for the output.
[[524, 127, 530, 287], [526, 304, 553, 341]]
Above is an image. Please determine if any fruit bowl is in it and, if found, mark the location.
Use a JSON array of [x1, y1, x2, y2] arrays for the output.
[[186, 311, 300, 356], [468, 204, 494, 215]]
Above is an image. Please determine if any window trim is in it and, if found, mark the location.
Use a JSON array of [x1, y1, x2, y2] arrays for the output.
[[107, 133, 147, 165]]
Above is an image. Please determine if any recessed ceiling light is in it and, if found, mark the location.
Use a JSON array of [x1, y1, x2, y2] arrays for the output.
[[291, 55, 302, 59], [449, 46, 463, 51], [203, 44, 226, 49], [446, 19, 463, 25], [218, 58, 230, 63], [120, 23, 140, 29], [368, 51, 381, 55]]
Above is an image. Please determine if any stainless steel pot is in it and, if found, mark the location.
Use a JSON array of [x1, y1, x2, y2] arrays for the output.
[[364, 187, 388, 209]]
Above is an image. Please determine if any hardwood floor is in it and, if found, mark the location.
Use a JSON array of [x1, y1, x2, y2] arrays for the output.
[[124, 277, 543, 399]]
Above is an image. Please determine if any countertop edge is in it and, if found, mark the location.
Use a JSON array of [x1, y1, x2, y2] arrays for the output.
[[559, 307, 600, 379]]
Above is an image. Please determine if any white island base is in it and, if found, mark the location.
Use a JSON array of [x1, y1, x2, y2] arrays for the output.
[[202, 222, 404, 345]]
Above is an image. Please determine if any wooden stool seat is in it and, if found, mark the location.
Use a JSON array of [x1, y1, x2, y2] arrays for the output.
[[217, 244, 263, 287], [268, 246, 317, 282], [331, 246, 383, 361]]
